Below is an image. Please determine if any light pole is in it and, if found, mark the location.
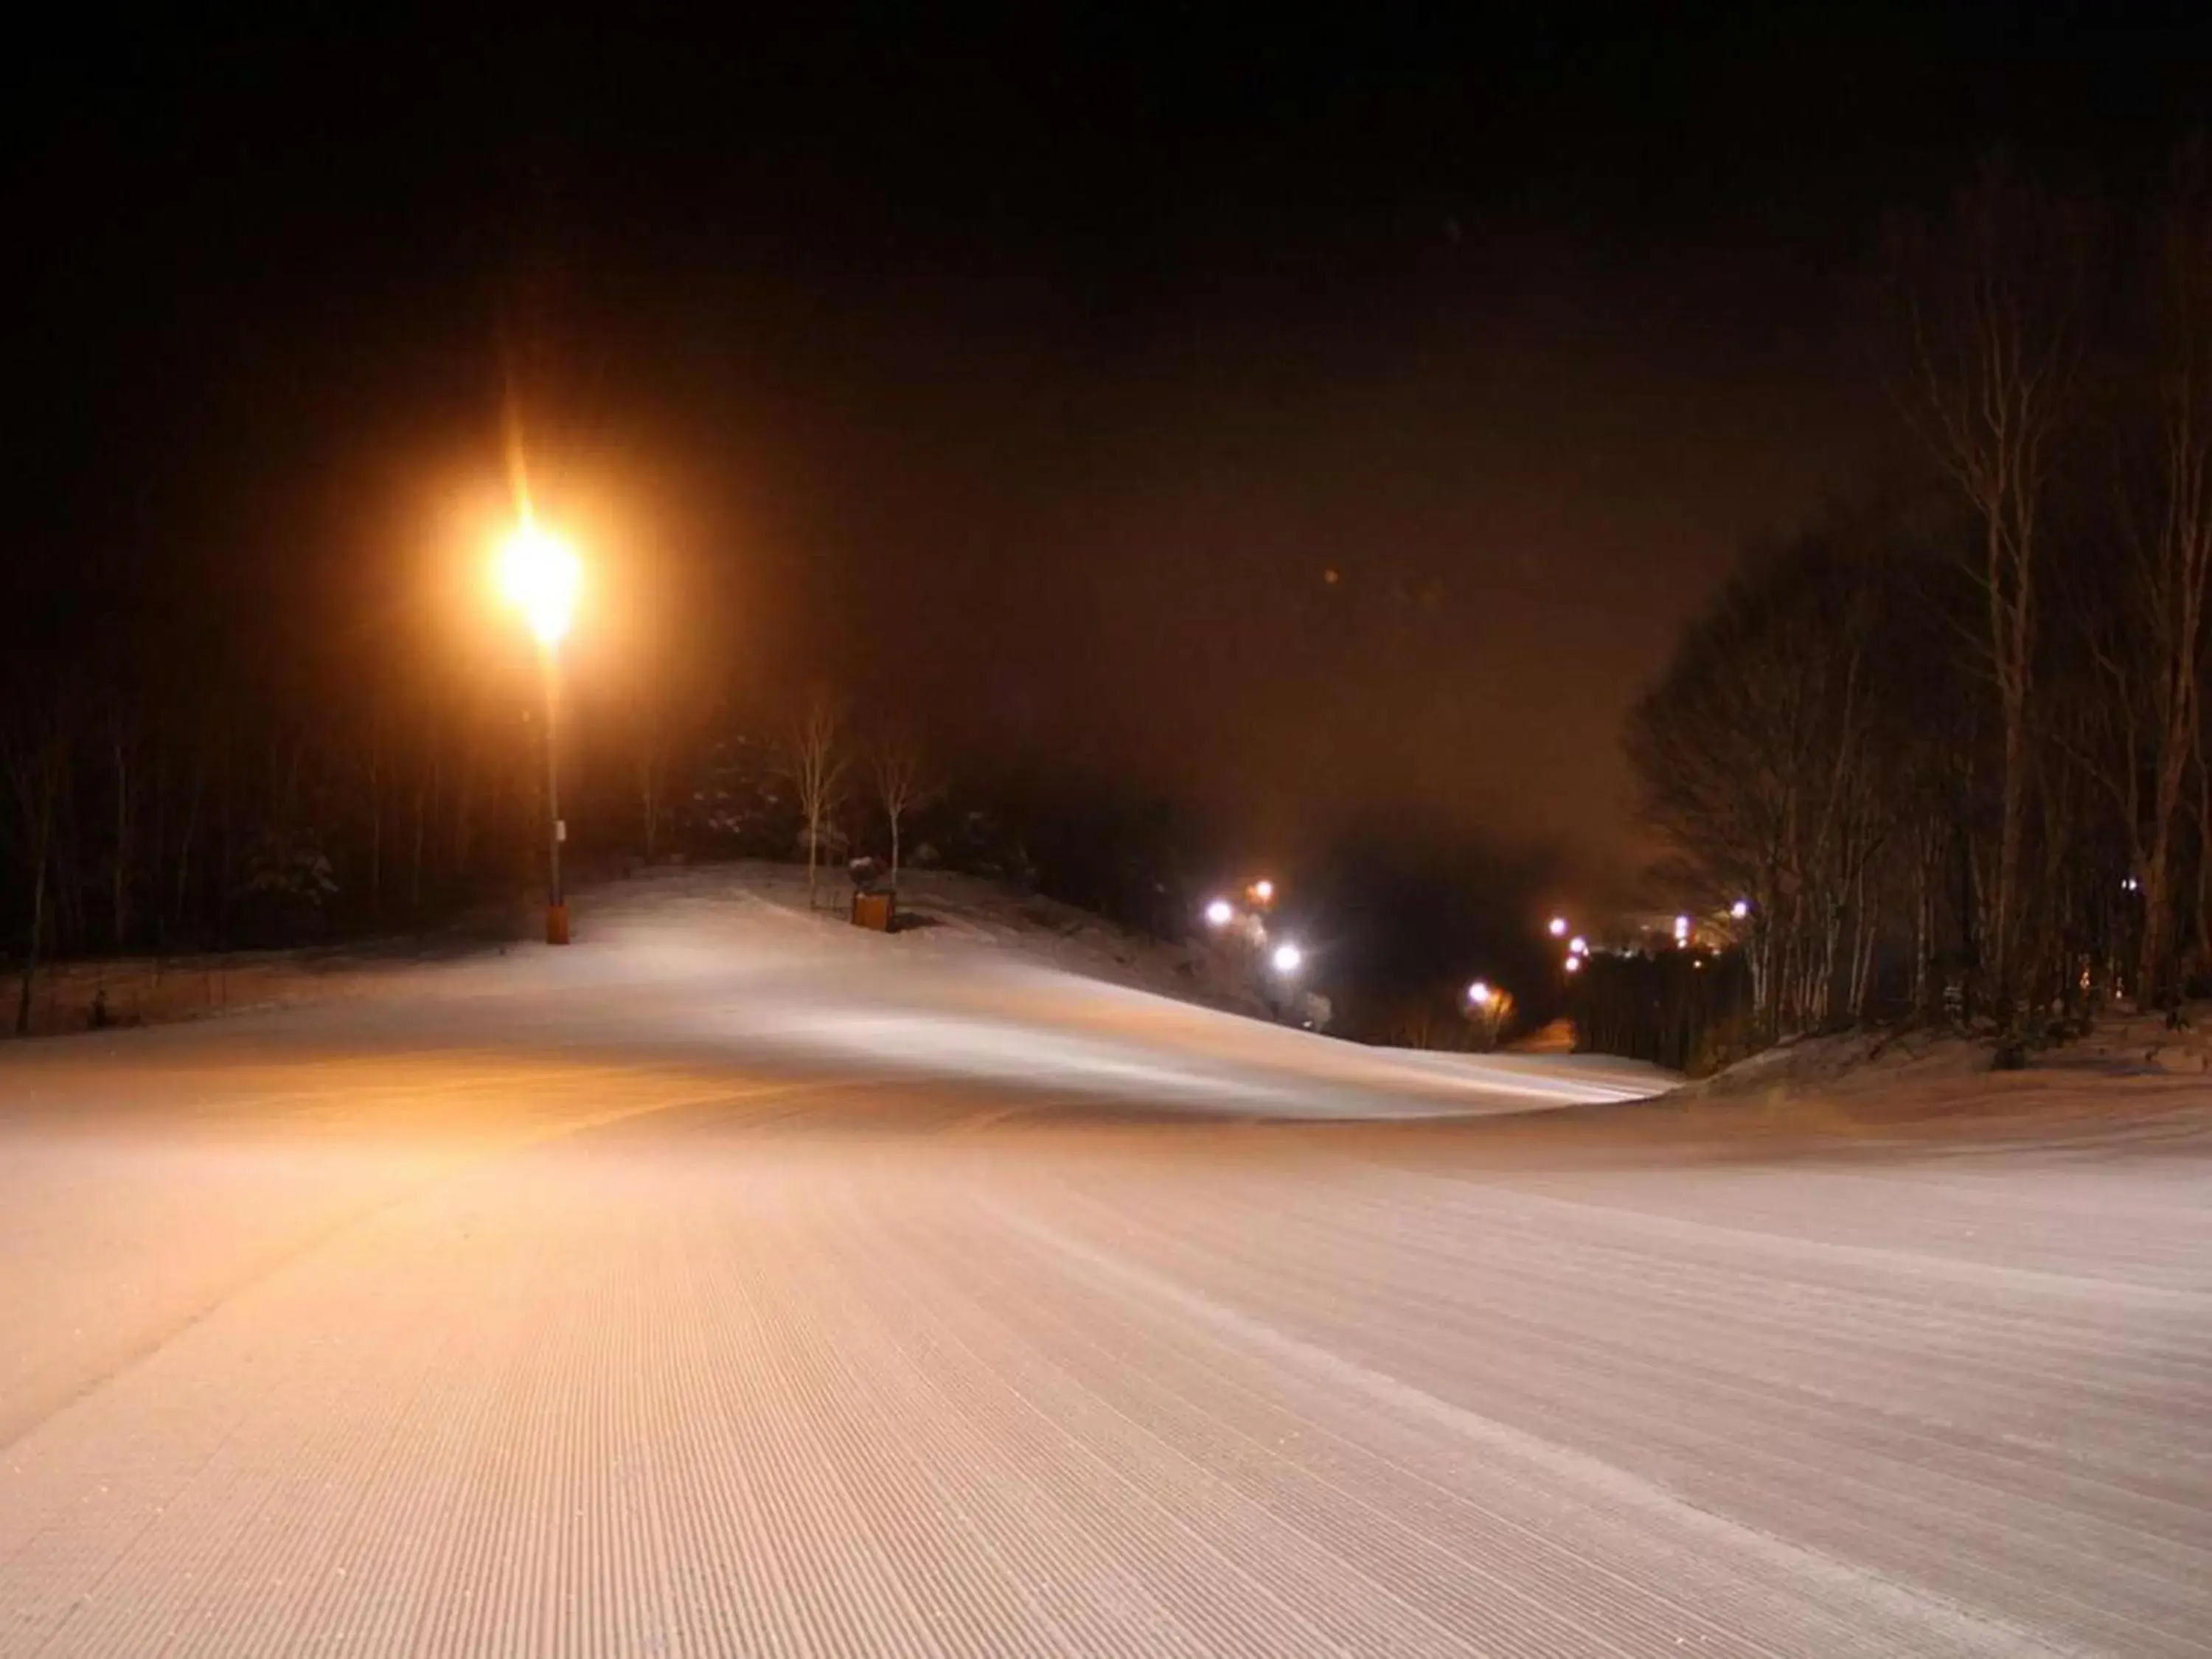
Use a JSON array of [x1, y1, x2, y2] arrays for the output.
[[498, 522, 582, 945], [540, 643, 566, 942], [1465, 978, 1511, 1050]]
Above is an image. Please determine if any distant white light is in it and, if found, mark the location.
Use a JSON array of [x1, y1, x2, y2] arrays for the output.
[[1563, 954, 1583, 974], [1568, 935, 1588, 956], [1547, 916, 1568, 938], [1467, 980, 1493, 1006], [1203, 897, 1234, 928], [1730, 898, 1751, 920], [1251, 879, 1276, 904], [1673, 914, 1691, 942], [1270, 942, 1303, 975]]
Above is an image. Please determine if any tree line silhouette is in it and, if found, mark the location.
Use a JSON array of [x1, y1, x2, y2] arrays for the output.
[[1628, 148, 2212, 1050]]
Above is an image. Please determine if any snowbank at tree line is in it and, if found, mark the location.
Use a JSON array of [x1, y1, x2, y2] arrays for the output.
[[1658, 1006, 2212, 1141], [0, 861, 1273, 1040]]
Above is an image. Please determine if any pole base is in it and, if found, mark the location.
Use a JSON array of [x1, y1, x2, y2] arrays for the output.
[[546, 903, 571, 945]]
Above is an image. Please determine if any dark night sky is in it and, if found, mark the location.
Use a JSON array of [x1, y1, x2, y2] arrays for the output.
[[10, 9, 2211, 908]]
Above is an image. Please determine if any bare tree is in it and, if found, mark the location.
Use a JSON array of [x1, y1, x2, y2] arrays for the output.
[[7, 729, 69, 1035], [627, 671, 683, 864], [410, 749, 432, 913], [1464, 986, 1515, 1052], [1628, 532, 1898, 1037], [362, 706, 383, 917], [636, 737, 670, 863], [871, 731, 936, 891], [2141, 150, 2212, 1009], [108, 708, 139, 951], [2058, 151, 2212, 1012], [1887, 159, 2089, 1019], [170, 742, 205, 942], [784, 692, 848, 910]]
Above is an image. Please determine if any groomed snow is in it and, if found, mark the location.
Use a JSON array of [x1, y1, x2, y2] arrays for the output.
[[0, 869, 2205, 1655]]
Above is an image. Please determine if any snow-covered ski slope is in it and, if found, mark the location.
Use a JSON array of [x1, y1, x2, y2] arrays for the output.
[[0, 871, 2205, 1655]]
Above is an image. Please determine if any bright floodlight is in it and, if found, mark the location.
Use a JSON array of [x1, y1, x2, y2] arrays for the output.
[[1547, 916, 1568, 937], [1251, 878, 1276, 904], [1673, 914, 1691, 942], [1563, 953, 1582, 974], [1568, 935, 1587, 956], [498, 523, 583, 646], [1467, 980, 1493, 1006], [1203, 897, 1234, 928], [1271, 942, 1302, 975], [1730, 897, 1751, 920]]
